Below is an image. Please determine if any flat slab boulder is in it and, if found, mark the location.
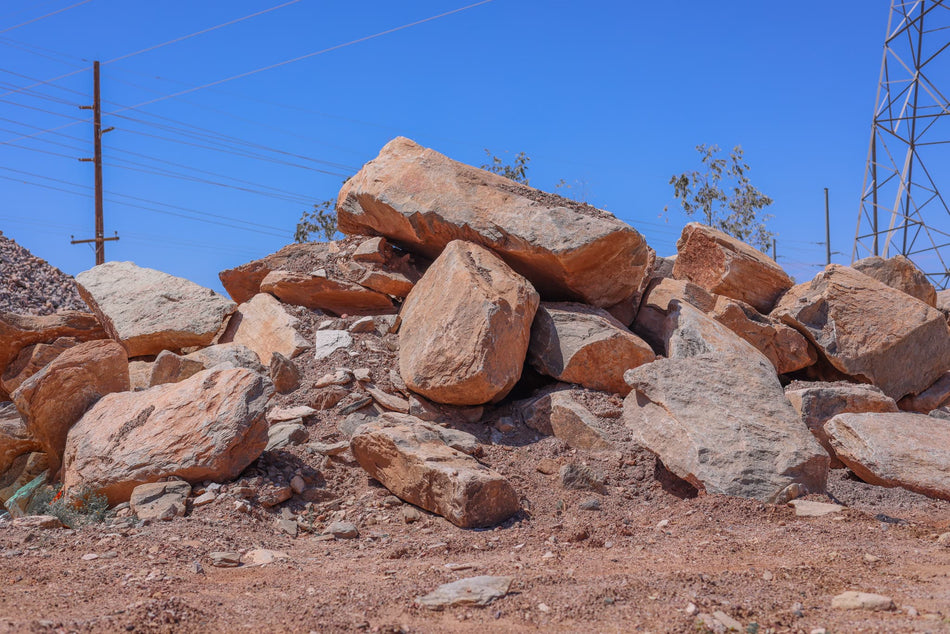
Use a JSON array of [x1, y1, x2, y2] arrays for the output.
[[672, 223, 793, 313], [219, 293, 310, 365], [62, 367, 272, 505], [130, 480, 190, 521], [399, 240, 539, 406], [350, 413, 519, 528], [852, 255, 936, 307], [825, 412, 950, 500], [771, 265, 950, 400], [260, 270, 393, 315], [337, 137, 653, 308], [219, 242, 331, 305], [898, 372, 950, 413], [11, 340, 129, 475], [76, 262, 236, 357], [623, 353, 829, 502]]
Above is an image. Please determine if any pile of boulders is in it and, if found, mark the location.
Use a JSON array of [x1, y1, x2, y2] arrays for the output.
[[3, 136, 950, 531]]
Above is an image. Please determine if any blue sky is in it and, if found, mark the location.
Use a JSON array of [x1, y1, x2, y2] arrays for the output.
[[1, 1, 890, 293]]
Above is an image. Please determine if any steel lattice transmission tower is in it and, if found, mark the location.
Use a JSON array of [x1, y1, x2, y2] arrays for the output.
[[853, 0, 950, 288]]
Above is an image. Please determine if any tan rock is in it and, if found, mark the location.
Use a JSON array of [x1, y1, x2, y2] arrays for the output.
[[852, 255, 936, 307], [785, 381, 898, 467], [898, 372, 950, 413], [149, 350, 205, 387], [789, 499, 843, 517], [337, 137, 653, 307], [149, 343, 264, 387], [772, 265, 950, 400], [398, 240, 539, 406], [0, 311, 105, 400], [128, 360, 153, 390], [623, 353, 829, 502], [937, 289, 950, 319], [350, 414, 518, 528], [269, 352, 300, 394], [130, 480, 190, 521], [260, 270, 394, 315], [219, 293, 310, 365], [364, 384, 410, 413], [528, 302, 654, 395], [62, 367, 272, 505], [672, 223, 793, 313], [521, 390, 613, 452], [645, 300, 772, 365], [352, 265, 417, 298], [0, 403, 42, 475], [1, 337, 80, 396], [76, 262, 236, 357], [825, 412, 950, 500], [219, 242, 332, 304], [12, 340, 129, 475], [831, 591, 894, 611]]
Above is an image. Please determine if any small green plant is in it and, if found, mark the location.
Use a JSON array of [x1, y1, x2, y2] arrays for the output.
[[481, 149, 531, 185], [33, 484, 111, 528], [294, 200, 339, 243]]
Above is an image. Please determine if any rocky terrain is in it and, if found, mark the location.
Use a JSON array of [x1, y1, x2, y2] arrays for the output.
[[2, 136, 950, 632], [0, 231, 86, 315]]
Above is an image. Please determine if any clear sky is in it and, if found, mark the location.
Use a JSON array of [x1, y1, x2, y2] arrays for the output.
[[0, 1, 891, 294]]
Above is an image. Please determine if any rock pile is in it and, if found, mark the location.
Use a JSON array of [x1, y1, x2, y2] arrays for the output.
[[0, 230, 86, 315], [2, 136, 950, 535]]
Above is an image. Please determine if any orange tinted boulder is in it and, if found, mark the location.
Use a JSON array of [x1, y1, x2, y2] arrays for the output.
[[260, 270, 393, 315], [852, 255, 936, 307]]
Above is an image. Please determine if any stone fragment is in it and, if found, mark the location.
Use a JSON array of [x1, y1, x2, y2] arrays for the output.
[[520, 390, 612, 452], [277, 518, 298, 537], [352, 368, 371, 382], [352, 237, 392, 263], [310, 386, 348, 411], [528, 302, 654, 395], [193, 491, 216, 507], [266, 422, 309, 451], [11, 340, 129, 475], [415, 576, 513, 609], [219, 293, 309, 366], [1, 337, 79, 396], [11, 515, 63, 530], [772, 265, 950, 400], [326, 520, 359, 539], [559, 463, 606, 493], [62, 367, 272, 505], [350, 414, 518, 527], [785, 381, 899, 467], [673, 223, 793, 313], [308, 441, 348, 456], [269, 352, 300, 394], [314, 370, 352, 388], [150, 343, 265, 388], [536, 458, 559, 475], [242, 549, 288, 566], [398, 240, 539, 406], [76, 262, 235, 357], [789, 499, 844, 517], [258, 484, 292, 507], [898, 372, 950, 413], [128, 360, 152, 390], [266, 405, 316, 423], [364, 385, 410, 413], [260, 270, 394, 315], [314, 330, 352, 360], [338, 137, 652, 307], [825, 412, 950, 500], [623, 353, 829, 502], [0, 311, 105, 400], [209, 552, 242, 568], [853, 255, 936, 307], [129, 480, 191, 521], [831, 591, 895, 611], [348, 316, 375, 333], [148, 350, 205, 387]]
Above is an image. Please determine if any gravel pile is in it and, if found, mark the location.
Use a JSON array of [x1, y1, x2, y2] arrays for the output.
[[0, 230, 87, 315]]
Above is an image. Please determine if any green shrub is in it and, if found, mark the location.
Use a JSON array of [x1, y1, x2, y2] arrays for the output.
[[32, 484, 111, 528]]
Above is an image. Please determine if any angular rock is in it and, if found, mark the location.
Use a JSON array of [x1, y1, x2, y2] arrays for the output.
[[149, 343, 265, 388], [528, 302, 654, 395], [416, 576, 513, 609], [831, 591, 894, 611], [852, 255, 936, 307], [129, 480, 191, 521], [0, 452, 47, 504], [0, 403, 42, 475], [521, 390, 612, 452], [364, 385, 410, 413], [789, 499, 843, 517], [149, 350, 205, 387], [218, 293, 310, 366], [1, 337, 79, 396], [825, 412, 950, 500], [559, 462, 606, 493], [62, 367, 272, 505], [772, 265, 950, 400], [326, 520, 359, 539], [0, 311, 105, 400], [350, 414, 519, 527], [269, 352, 300, 394], [672, 223, 793, 313], [337, 137, 653, 307], [650, 300, 770, 364], [266, 422, 309, 451], [314, 330, 352, 360], [399, 240, 539, 406], [937, 289, 950, 320], [785, 381, 898, 467], [12, 340, 129, 475], [12, 515, 63, 530], [128, 360, 153, 390], [260, 270, 394, 315], [898, 372, 950, 413], [76, 262, 235, 357], [623, 353, 829, 502]]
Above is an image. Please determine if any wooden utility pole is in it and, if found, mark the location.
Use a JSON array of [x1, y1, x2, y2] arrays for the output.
[[825, 187, 832, 265], [72, 61, 117, 265]]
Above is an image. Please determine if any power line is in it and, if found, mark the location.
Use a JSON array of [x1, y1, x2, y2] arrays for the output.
[[0, 0, 94, 35]]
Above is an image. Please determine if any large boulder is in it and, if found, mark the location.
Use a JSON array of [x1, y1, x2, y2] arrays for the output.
[[784, 381, 899, 467], [219, 293, 310, 365], [672, 223, 793, 313], [623, 353, 829, 502], [852, 255, 936, 307], [219, 242, 331, 305], [62, 367, 272, 505], [771, 265, 950, 400], [825, 412, 950, 500], [76, 262, 236, 357], [0, 311, 105, 399], [398, 240, 539, 406], [149, 343, 264, 387], [1, 337, 79, 396], [11, 340, 129, 475], [350, 414, 519, 528], [528, 302, 654, 395], [0, 402, 42, 475], [337, 137, 653, 308], [646, 300, 771, 364], [259, 270, 394, 315], [897, 372, 950, 413]]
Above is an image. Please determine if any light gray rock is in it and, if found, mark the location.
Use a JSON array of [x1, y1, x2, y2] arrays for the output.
[[266, 422, 309, 451], [415, 575, 513, 609], [314, 330, 352, 360], [831, 591, 894, 611], [129, 480, 191, 521]]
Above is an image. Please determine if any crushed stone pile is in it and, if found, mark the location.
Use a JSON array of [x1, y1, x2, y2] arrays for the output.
[[0, 230, 85, 315]]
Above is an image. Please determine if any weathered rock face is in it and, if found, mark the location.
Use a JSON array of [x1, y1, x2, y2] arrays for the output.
[[398, 240, 539, 406], [528, 302, 654, 395], [635, 278, 815, 374], [269, 352, 300, 394], [937, 289, 950, 320], [771, 265, 950, 400], [0, 403, 42, 475], [259, 270, 394, 315], [11, 340, 129, 475], [646, 300, 771, 365], [129, 480, 191, 521], [623, 353, 829, 502], [520, 390, 613, 452], [219, 293, 310, 366], [76, 262, 236, 357], [62, 367, 272, 505], [337, 137, 653, 308], [784, 381, 899, 468], [350, 413, 519, 528], [825, 412, 950, 500], [219, 242, 329, 305], [898, 372, 950, 413], [149, 343, 264, 387], [672, 223, 793, 313], [0, 311, 105, 399], [1, 337, 79, 396], [852, 255, 936, 307]]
